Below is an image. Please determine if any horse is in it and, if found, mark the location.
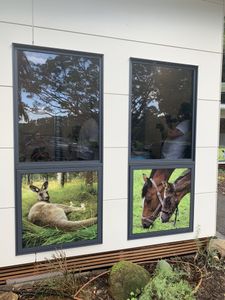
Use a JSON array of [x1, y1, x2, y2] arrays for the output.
[[141, 169, 174, 228], [160, 170, 191, 223]]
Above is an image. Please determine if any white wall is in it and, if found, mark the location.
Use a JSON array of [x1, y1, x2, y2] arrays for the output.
[[0, 0, 223, 267]]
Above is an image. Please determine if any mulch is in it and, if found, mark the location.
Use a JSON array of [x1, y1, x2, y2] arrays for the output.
[[3, 253, 224, 300]]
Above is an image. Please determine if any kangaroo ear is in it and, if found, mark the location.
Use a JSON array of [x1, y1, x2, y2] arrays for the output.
[[41, 181, 48, 190], [143, 174, 148, 183], [30, 185, 40, 193]]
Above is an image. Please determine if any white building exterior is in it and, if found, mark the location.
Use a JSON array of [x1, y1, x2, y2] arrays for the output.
[[0, 0, 223, 268]]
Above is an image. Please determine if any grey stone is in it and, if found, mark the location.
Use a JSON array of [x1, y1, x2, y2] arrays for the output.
[[109, 260, 150, 300], [209, 238, 225, 257], [0, 292, 18, 300]]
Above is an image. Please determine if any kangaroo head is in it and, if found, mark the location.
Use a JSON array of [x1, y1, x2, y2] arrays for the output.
[[29, 181, 50, 202]]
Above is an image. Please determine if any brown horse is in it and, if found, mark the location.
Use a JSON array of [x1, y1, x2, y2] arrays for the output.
[[141, 169, 174, 228], [160, 170, 191, 223]]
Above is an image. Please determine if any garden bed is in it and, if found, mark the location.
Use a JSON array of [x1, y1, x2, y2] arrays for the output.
[[1, 251, 225, 300]]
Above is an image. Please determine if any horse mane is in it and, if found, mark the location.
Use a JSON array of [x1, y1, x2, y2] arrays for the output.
[[150, 169, 157, 178], [174, 169, 191, 185], [141, 179, 152, 198]]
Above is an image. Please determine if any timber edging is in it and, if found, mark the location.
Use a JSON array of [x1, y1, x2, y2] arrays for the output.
[[0, 238, 208, 285]]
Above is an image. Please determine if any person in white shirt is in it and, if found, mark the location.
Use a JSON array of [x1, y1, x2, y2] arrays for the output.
[[161, 102, 192, 159]]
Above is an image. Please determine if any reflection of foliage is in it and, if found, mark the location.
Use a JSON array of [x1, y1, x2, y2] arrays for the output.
[[218, 147, 225, 161], [18, 50, 100, 122], [131, 62, 193, 149]]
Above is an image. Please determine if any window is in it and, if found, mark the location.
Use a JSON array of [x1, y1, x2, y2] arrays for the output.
[[14, 44, 103, 254], [128, 58, 197, 239]]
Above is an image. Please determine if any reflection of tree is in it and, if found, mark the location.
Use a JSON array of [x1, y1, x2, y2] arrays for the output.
[[18, 51, 100, 122], [131, 62, 193, 150]]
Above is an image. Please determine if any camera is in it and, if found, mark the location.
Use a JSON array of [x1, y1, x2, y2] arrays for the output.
[[165, 114, 177, 124]]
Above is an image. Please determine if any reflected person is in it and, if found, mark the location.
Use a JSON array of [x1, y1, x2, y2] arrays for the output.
[[161, 102, 192, 159], [25, 131, 50, 162], [77, 118, 99, 160]]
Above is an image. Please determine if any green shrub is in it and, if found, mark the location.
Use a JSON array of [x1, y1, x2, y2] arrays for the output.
[[139, 260, 195, 300]]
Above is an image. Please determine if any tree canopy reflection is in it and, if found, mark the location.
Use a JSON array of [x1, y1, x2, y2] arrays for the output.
[[17, 49, 101, 162], [131, 61, 194, 159]]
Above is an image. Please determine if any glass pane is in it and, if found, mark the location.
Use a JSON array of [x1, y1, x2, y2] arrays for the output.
[[131, 61, 194, 160], [131, 168, 192, 236], [20, 171, 99, 251], [17, 49, 101, 162]]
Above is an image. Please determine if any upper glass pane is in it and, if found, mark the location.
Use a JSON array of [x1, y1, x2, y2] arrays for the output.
[[16, 48, 101, 162], [131, 60, 195, 160]]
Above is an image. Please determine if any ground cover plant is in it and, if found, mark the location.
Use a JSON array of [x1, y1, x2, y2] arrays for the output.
[[132, 168, 190, 234], [21, 171, 98, 249], [218, 146, 225, 161], [3, 243, 225, 300]]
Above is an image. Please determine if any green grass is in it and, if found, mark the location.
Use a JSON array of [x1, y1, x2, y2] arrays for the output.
[[132, 169, 190, 234], [218, 147, 225, 161], [22, 176, 98, 249]]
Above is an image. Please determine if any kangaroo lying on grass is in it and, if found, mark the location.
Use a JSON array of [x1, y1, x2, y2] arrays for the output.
[[28, 181, 97, 232]]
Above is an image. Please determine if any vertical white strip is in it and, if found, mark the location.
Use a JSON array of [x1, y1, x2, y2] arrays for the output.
[[32, 0, 34, 44]]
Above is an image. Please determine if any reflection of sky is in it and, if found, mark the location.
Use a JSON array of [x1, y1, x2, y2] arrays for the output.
[[20, 50, 99, 123], [20, 91, 68, 123], [20, 92, 52, 123], [24, 51, 56, 65], [147, 99, 160, 111]]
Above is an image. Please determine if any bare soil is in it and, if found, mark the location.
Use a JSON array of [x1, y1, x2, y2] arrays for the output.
[[2, 253, 225, 300]]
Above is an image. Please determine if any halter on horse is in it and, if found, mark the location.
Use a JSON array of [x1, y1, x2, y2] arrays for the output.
[[141, 169, 174, 228], [160, 170, 191, 224]]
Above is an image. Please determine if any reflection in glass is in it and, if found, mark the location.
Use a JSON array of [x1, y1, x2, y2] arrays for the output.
[[131, 61, 194, 160], [17, 49, 101, 162]]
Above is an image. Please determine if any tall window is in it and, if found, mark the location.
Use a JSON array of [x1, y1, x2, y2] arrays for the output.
[[14, 44, 103, 254], [128, 58, 197, 239]]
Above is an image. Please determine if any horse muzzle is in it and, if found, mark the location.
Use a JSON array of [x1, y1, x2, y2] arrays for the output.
[[142, 217, 154, 228], [160, 212, 170, 223]]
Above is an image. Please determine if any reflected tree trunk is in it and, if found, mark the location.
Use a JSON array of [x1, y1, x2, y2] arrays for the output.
[[85, 171, 94, 186], [57, 172, 66, 187]]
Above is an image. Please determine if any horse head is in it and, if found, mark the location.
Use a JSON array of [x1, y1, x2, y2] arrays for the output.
[[141, 174, 164, 228], [161, 182, 178, 223], [160, 170, 191, 223], [141, 169, 175, 228]]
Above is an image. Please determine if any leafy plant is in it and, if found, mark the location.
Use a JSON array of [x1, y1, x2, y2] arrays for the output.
[[127, 291, 139, 300], [139, 260, 195, 300]]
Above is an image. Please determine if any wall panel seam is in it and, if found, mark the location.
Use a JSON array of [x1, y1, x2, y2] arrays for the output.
[[0, 147, 14, 149], [198, 98, 221, 102], [103, 198, 127, 202], [0, 207, 15, 210], [0, 21, 32, 28], [33, 26, 222, 55]]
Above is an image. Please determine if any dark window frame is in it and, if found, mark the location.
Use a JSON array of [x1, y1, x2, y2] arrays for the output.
[[128, 57, 198, 239], [13, 44, 103, 254]]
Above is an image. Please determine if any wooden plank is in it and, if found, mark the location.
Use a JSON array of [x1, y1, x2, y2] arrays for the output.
[[0, 238, 208, 285]]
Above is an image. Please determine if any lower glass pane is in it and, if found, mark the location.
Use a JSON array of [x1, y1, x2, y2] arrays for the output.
[[130, 167, 192, 238], [18, 170, 100, 252]]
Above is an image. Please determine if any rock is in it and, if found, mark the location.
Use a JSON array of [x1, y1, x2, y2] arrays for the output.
[[156, 260, 173, 274], [109, 260, 150, 300], [0, 292, 18, 300], [209, 238, 225, 257]]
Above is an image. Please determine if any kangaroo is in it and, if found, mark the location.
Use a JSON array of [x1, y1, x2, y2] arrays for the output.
[[28, 181, 97, 231]]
